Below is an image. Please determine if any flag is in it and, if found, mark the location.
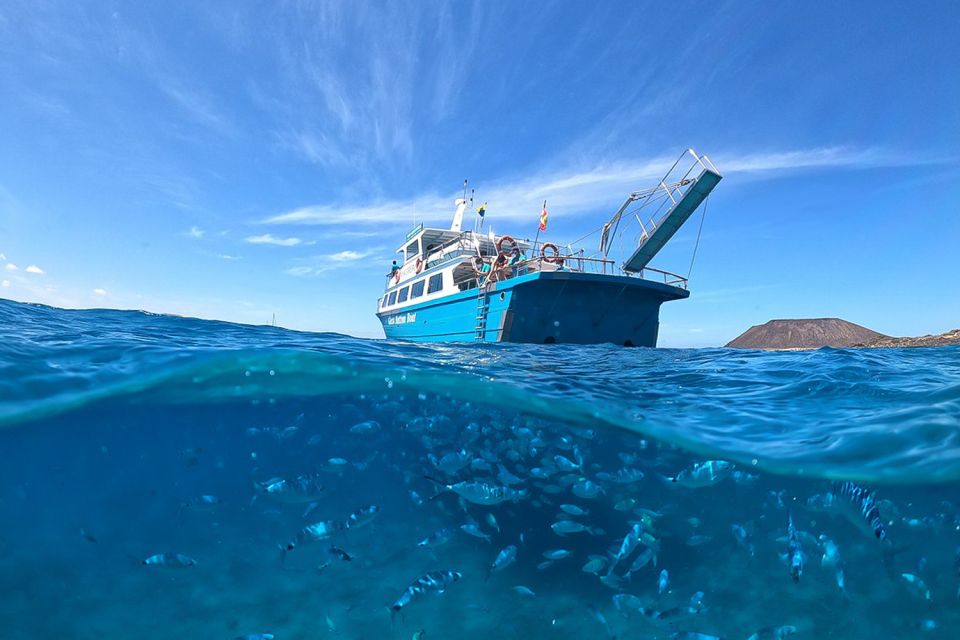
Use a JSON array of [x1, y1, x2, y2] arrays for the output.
[[538, 201, 548, 232], [476, 202, 487, 218]]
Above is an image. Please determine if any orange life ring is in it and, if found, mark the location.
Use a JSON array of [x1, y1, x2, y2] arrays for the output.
[[393, 269, 401, 284], [496, 235, 518, 257], [540, 242, 563, 264], [415, 257, 424, 274]]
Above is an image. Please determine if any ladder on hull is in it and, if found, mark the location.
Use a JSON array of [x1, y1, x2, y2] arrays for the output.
[[474, 284, 489, 341]]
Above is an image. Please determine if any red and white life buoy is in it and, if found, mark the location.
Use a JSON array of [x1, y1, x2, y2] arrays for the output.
[[496, 235, 518, 258], [393, 269, 402, 284], [415, 257, 424, 274], [540, 242, 564, 266]]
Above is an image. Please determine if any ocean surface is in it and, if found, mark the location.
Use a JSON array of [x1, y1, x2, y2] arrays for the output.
[[1, 297, 959, 640]]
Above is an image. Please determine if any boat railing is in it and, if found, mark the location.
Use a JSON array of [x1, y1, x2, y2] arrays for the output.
[[464, 253, 688, 290]]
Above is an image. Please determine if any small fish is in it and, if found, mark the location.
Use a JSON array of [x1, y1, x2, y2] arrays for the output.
[[731, 523, 754, 556], [807, 481, 888, 543], [747, 625, 798, 640], [486, 513, 501, 532], [626, 548, 656, 575], [513, 585, 536, 597], [418, 528, 452, 548], [685, 534, 713, 547], [670, 633, 724, 640], [180, 495, 224, 512], [571, 478, 604, 499], [901, 573, 932, 601], [551, 520, 599, 536], [460, 523, 491, 541], [489, 545, 518, 574], [349, 420, 381, 434], [689, 591, 706, 613], [818, 534, 841, 569], [553, 455, 581, 472], [254, 474, 324, 504], [426, 477, 527, 505], [79, 528, 98, 544], [543, 549, 571, 560], [658, 569, 670, 594], [612, 593, 645, 615], [611, 467, 645, 484], [235, 635, 274, 640], [391, 570, 462, 613], [409, 490, 425, 506], [327, 545, 353, 562], [668, 460, 733, 488], [786, 513, 804, 583], [283, 520, 341, 553], [582, 556, 608, 574], [536, 560, 555, 571], [142, 553, 197, 569], [560, 504, 590, 516], [345, 505, 379, 529]]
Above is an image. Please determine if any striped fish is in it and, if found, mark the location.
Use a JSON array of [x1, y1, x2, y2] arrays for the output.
[[833, 481, 888, 542], [391, 570, 462, 612]]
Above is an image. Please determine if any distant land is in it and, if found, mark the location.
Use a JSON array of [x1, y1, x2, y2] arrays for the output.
[[726, 318, 960, 350]]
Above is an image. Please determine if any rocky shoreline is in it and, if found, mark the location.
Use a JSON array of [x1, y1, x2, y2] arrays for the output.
[[857, 328, 960, 348]]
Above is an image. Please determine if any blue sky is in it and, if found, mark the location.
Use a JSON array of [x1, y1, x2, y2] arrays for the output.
[[1, 1, 957, 346]]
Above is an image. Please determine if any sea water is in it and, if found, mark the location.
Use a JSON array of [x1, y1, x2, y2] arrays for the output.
[[1, 297, 959, 639]]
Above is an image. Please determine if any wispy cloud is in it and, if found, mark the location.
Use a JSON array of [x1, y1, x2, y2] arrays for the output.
[[245, 233, 304, 247], [0, 253, 6, 261], [93, 288, 107, 296], [184, 226, 206, 239], [1, 279, 9, 288], [216, 253, 241, 261], [285, 249, 375, 277], [264, 147, 914, 228], [5, 263, 18, 271], [25, 265, 45, 275]]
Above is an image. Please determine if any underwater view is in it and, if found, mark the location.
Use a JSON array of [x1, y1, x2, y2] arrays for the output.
[[1, 298, 959, 640]]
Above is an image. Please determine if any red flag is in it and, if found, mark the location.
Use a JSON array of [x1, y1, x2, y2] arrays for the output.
[[538, 201, 548, 231]]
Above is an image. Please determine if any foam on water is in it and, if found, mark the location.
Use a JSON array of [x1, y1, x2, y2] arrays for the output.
[[1, 298, 960, 639]]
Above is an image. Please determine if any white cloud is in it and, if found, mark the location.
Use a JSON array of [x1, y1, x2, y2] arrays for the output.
[[328, 250, 368, 262], [185, 226, 206, 239], [245, 234, 303, 247], [216, 253, 241, 261], [1, 279, 9, 288], [25, 265, 45, 275], [6, 263, 19, 271], [0, 253, 6, 260], [93, 288, 107, 296], [285, 249, 374, 277], [263, 147, 919, 228]]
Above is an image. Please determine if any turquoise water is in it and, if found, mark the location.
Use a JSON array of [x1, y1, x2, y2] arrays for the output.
[[1, 298, 959, 639]]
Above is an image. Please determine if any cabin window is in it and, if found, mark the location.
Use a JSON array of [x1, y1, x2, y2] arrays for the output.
[[427, 273, 443, 294], [411, 280, 425, 299], [405, 241, 419, 262], [397, 286, 410, 303], [388, 291, 397, 305]]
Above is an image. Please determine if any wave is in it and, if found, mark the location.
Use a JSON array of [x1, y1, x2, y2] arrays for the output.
[[2, 298, 959, 484]]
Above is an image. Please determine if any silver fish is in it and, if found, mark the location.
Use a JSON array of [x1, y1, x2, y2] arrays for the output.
[[490, 545, 518, 573], [142, 553, 197, 569], [391, 570, 462, 612], [417, 528, 452, 548]]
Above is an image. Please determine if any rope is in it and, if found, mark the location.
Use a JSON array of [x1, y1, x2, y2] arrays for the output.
[[686, 195, 709, 280]]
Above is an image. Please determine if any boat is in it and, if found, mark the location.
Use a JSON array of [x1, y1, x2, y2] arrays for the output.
[[376, 149, 721, 345]]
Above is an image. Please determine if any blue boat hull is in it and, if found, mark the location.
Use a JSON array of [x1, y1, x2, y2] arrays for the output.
[[377, 271, 688, 346]]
